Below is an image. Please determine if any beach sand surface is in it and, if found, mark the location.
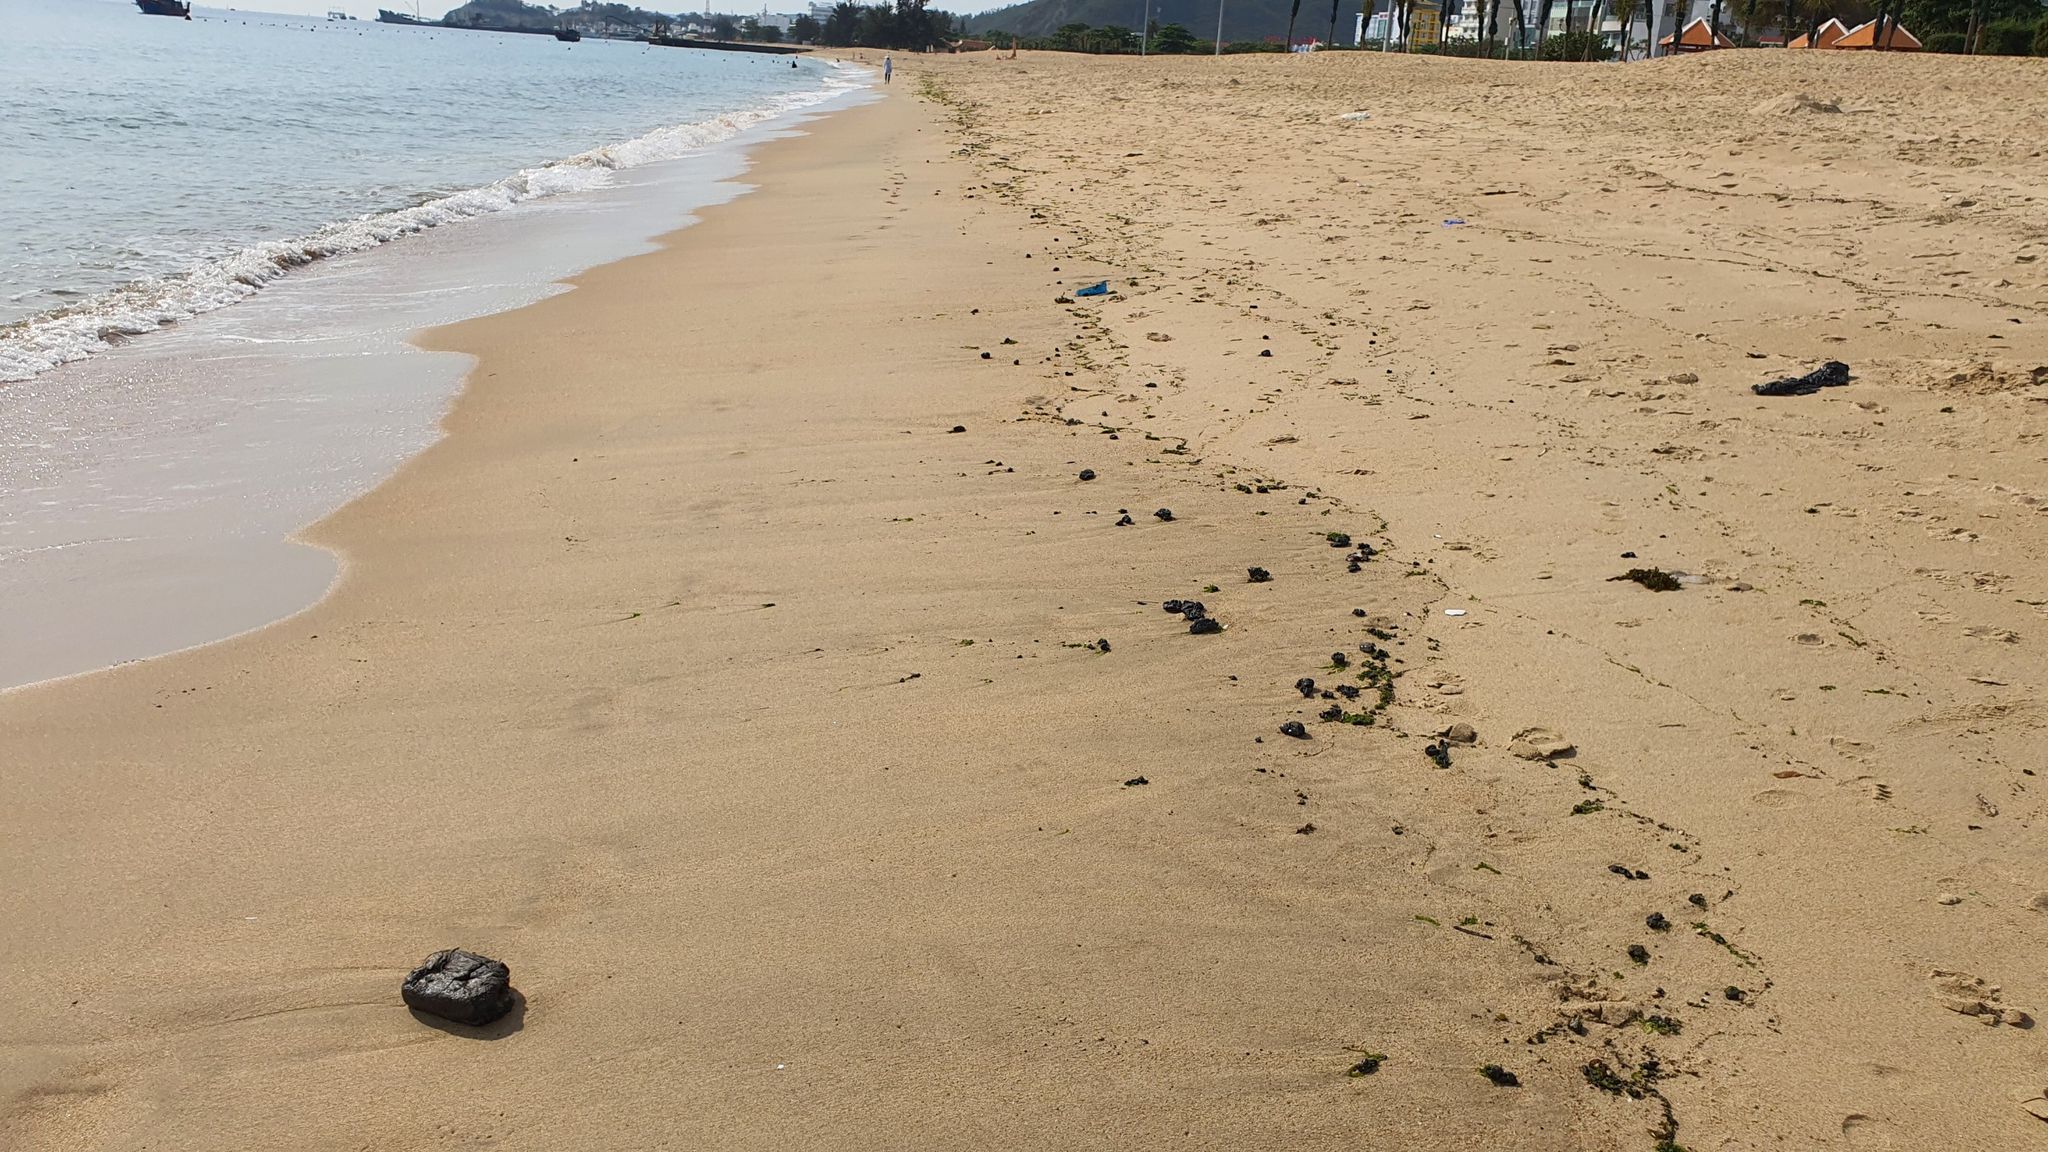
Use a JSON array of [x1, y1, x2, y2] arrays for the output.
[[5, 50, 2048, 1150]]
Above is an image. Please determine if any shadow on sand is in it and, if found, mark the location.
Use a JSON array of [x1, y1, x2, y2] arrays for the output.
[[408, 988, 527, 1040]]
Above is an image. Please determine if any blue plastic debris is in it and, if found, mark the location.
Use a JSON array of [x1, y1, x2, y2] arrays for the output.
[[1074, 281, 1110, 297], [1442, 218, 1466, 227]]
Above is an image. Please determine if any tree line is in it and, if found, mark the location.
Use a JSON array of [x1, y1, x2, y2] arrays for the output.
[[1901, 0, 2048, 53], [976, 0, 2048, 55], [798, 0, 966, 47], [436, 0, 974, 47], [973, 20, 1291, 51]]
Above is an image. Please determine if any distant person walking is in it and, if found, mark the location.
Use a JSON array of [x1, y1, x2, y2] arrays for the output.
[[883, 55, 892, 83]]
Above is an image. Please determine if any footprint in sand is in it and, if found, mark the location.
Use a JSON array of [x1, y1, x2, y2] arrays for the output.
[[1929, 969, 2032, 1026], [1842, 1114, 1893, 1147]]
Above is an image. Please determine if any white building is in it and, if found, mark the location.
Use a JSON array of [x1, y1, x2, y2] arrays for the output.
[[1370, 0, 1728, 50]]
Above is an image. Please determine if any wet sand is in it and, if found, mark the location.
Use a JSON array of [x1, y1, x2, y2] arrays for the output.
[[5, 51, 2048, 1150]]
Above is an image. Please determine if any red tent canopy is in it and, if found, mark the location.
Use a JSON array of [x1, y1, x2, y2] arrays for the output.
[[1834, 18, 1922, 49], [1658, 17, 1737, 51], [1788, 17, 1848, 48]]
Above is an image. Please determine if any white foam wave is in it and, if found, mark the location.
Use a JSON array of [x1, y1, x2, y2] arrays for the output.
[[0, 65, 864, 383]]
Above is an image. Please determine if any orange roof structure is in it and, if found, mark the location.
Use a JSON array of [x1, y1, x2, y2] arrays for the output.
[[1834, 18, 1922, 49], [1788, 17, 1848, 48], [1658, 17, 1737, 51]]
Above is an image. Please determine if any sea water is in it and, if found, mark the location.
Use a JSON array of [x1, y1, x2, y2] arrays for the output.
[[0, 0, 868, 690]]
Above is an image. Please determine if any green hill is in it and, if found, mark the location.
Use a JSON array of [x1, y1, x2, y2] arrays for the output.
[[966, 0, 1366, 43], [438, 0, 676, 31], [440, 0, 556, 28]]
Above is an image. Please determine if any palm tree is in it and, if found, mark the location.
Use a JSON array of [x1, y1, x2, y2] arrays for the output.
[[1328, 0, 1343, 47], [1581, 0, 1607, 54], [1880, 0, 1907, 48], [824, 0, 859, 46], [1613, 0, 1637, 56], [1735, 0, 1760, 41], [1286, 0, 1301, 46]]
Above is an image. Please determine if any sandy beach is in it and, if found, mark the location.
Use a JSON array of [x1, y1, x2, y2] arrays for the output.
[[6, 49, 2048, 1150]]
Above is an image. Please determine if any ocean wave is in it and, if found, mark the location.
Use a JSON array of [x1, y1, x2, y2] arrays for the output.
[[0, 66, 864, 384]]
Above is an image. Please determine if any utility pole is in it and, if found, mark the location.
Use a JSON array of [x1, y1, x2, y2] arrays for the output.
[[1215, 0, 1225, 52], [1141, 0, 1150, 53]]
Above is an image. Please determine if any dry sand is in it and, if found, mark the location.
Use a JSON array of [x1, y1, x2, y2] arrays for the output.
[[5, 50, 2048, 1151]]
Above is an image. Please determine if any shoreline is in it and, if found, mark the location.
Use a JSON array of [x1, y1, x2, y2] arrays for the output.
[[0, 13, 861, 374], [0, 77, 871, 695], [3, 49, 2046, 1151]]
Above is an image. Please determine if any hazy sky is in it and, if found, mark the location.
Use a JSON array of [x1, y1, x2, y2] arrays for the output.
[[227, 0, 1009, 18]]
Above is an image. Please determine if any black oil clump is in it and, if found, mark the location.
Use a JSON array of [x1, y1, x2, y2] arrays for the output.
[[1610, 568, 1683, 592], [1345, 1052, 1387, 1077], [1753, 360, 1849, 397]]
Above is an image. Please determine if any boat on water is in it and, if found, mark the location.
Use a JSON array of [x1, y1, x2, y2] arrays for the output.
[[553, 27, 581, 40], [135, 0, 192, 17], [376, 8, 426, 24]]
